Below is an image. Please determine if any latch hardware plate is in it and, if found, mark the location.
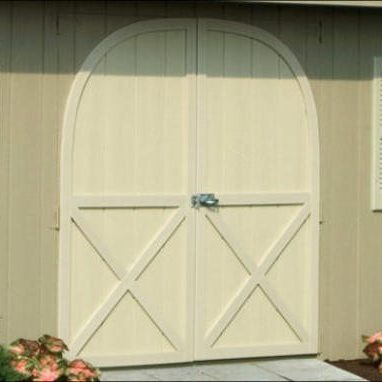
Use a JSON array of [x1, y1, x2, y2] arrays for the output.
[[191, 193, 219, 209]]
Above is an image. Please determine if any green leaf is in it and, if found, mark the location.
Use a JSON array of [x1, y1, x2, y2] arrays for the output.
[[362, 335, 370, 343], [0, 345, 26, 382]]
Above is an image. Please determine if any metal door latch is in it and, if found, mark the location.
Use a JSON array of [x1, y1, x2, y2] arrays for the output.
[[191, 193, 219, 209]]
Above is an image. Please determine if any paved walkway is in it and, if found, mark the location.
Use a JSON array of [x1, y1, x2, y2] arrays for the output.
[[102, 358, 367, 381]]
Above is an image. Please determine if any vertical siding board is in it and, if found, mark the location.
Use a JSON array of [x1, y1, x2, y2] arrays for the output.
[[279, 6, 307, 68], [8, 1, 44, 340], [166, 1, 195, 18], [57, 1, 75, 125], [40, 0, 60, 337], [223, 3, 252, 24], [106, 2, 138, 35], [105, 1, 138, 17], [305, 7, 334, 359], [56, 0, 75, 342], [195, 2, 224, 18], [136, 1, 167, 18], [251, 5, 280, 37], [0, 0, 12, 343], [75, 1, 106, 15], [323, 9, 360, 360], [74, 2, 107, 71], [358, 9, 382, 351]]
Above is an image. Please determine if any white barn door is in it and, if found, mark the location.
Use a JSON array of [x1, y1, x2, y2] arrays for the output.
[[60, 19, 319, 367], [194, 20, 319, 360], [60, 20, 198, 367]]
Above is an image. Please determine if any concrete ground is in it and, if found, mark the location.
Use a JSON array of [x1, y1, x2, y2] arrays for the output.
[[102, 358, 367, 381]]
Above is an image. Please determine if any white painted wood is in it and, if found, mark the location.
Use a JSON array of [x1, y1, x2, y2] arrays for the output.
[[203, 204, 311, 348], [260, 279, 309, 342], [194, 16, 209, 357], [131, 285, 183, 350], [372, 57, 382, 210], [190, 343, 315, 363], [195, 19, 319, 360], [60, 19, 197, 365], [203, 277, 311, 349], [61, 17, 319, 366], [73, 195, 186, 208], [205, 213, 254, 275], [84, 352, 193, 369], [71, 208, 126, 280], [69, 207, 187, 358], [217, 193, 310, 206], [257, 203, 311, 271]]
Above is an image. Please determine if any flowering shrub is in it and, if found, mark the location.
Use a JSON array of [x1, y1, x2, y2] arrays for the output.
[[362, 331, 382, 373], [0, 335, 100, 381], [0, 346, 24, 382]]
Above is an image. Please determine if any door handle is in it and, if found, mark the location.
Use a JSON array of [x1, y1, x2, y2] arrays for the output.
[[192, 193, 219, 209]]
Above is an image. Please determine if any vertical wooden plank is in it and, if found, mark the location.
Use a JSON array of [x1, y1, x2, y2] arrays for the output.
[[57, 1, 75, 135], [136, 1, 167, 18], [195, 2, 224, 18], [321, 8, 360, 360], [56, 13, 75, 341], [251, 4, 280, 37], [279, 5, 307, 68], [75, 1, 106, 15], [74, 2, 106, 71], [39, 0, 60, 338], [105, 1, 137, 17], [106, 1, 138, 35], [305, 6, 335, 359], [0, 0, 12, 343], [57, 1, 104, 341], [166, 1, 195, 18], [7, 0, 44, 340], [358, 9, 382, 356], [135, 32, 166, 194], [223, 3, 252, 24]]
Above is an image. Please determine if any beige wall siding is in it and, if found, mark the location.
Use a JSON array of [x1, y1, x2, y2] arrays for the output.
[[8, 1, 44, 340], [358, 10, 382, 350], [1, 0, 382, 360], [0, 1, 11, 343], [320, 9, 361, 358]]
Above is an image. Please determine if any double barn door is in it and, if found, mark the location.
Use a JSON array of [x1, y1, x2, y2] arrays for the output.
[[60, 19, 319, 367]]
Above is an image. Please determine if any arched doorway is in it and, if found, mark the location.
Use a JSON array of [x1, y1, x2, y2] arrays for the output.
[[60, 18, 319, 367]]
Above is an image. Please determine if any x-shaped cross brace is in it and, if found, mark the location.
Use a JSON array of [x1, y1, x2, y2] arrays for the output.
[[203, 203, 311, 347], [68, 206, 186, 356], [66, 198, 311, 356]]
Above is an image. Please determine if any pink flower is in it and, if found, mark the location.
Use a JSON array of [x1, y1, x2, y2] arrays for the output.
[[368, 331, 382, 344], [38, 353, 60, 369], [32, 367, 61, 382], [11, 358, 32, 377], [6, 335, 101, 381], [8, 343, 25, 356], [66, 359, 100, 381], [69, 359, 89, 369], [363, 342, 382, 362], [9, 338, 40, 357]]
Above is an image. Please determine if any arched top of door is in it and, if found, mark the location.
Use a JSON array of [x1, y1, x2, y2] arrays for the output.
[[62, 17, 319, 171], [61, 17, 319, 209]]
